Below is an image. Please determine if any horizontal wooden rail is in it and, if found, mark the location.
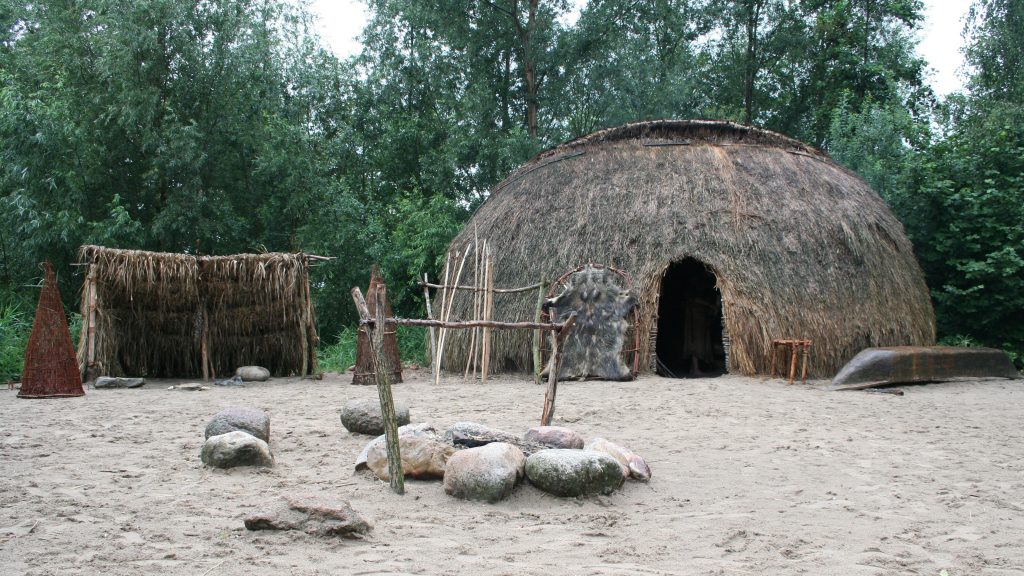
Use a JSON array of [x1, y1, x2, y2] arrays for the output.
[[360, 317, 568, 331], [418, 281, 544, 294]]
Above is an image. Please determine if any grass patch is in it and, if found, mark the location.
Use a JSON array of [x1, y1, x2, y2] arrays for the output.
[[316, 324, 429, 374], [0, 299, 31, 382]]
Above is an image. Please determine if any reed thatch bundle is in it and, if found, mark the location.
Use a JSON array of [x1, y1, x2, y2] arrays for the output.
[[76, 245, 318, 379], [440, 120, 935, 377]]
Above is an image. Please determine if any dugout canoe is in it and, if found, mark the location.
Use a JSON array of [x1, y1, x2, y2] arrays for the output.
[[829, 346, 1019, 390]]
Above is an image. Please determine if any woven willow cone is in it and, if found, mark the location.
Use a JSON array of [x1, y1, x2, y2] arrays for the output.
[[19, 262, 84, 398], [353, 266, 403, 385]]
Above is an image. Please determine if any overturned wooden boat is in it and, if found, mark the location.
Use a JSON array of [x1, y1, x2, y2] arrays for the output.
[[830, 346, 1019, 390]]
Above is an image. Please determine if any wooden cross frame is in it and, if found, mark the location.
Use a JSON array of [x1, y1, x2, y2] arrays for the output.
[[352, 287, 576, 494]]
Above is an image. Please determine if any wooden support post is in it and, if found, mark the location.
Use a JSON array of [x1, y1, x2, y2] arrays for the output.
[[770, 342, 778, 378], [532, 277, 545, 385], [299, 301, 309, 378], [788, 341, 799, 385], [540, 312, 576, 426], [800, 340, 811, 384], [422, 273, 437, 376], [481, 252, 493, 384], [200, 308, 210, 381], [352, 287, 405, 495], [298, 256, 312, 377], [306, 272, 319, 376], [433, 253, 451, 383], [465, 239, 480, 381], [434, 247, 470, 385], [77, 268, 99, 382]]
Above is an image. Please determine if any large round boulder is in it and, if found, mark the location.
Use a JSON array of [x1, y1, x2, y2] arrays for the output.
[[235, 366, 270, 382], [525, 449, 625, 497], [354, 423, 439, 471], [201, 431, 274, 468], [524, 426, 585, 449], [340, 399, 411, 435], [205, 407, 271, 443], [365, 435, 455, 481], [443, 442, 526, 503]]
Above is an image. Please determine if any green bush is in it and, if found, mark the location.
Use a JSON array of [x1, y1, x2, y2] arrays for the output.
[[317, 327, 359, 373], [0, 300, 31, 382], [316, 324, 429, 375]]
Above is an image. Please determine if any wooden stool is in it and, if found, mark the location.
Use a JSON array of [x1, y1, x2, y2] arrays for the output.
[[770, 339, 812, 384]]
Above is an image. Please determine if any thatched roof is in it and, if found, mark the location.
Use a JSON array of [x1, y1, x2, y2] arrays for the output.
[[440, 119, 935, 377], [76, 245, 318, 379]]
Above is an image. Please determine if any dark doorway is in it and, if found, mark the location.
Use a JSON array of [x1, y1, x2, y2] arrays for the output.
[[656, 258, 726, 377]]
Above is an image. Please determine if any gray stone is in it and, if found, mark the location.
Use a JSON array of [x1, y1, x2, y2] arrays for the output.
[[214, 375, 245, 387], [94, 377, 145, 389], [525, 449, 625, 497], [244, 494, 371, 537], [235, 366, 270, 382], [205, 407, 270, 443], [524, 426, 585, 449], [340, 399, 411, 435], [355, 423, 439, 471], [443, 442, 526, 503], [444, 421, 550, 455], [444, 421, 520, 447], [201, 431, 274, 468]]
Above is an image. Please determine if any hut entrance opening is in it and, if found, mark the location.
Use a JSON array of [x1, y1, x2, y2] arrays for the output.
[[655, 258, 726, 377]]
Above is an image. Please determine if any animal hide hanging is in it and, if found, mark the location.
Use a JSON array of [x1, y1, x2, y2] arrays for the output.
[[546, 265, 636, 381]]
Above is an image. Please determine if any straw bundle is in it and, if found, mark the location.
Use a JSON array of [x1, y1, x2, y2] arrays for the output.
[[439, 119, 935, 377], [76, 245, 317, 378]]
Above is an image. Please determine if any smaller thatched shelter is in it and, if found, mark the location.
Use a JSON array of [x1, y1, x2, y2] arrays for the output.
[[76, 245, 320, 379]]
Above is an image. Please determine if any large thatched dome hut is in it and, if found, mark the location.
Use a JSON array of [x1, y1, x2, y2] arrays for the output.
[[439, 120, 935, 378]]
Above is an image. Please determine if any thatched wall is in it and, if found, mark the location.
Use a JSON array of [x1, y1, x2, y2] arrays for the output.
[[440, 119, 935, 377], [76, 245, 318, 379]]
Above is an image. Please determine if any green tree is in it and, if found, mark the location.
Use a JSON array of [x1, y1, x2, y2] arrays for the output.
[[899, 100, 1024, 358], [882, 0, 1024, 361], [964, 0, 1024, 101], [557, 0, 713, 136], [1, 1, 362, 314], [785, 0, 930, 145]]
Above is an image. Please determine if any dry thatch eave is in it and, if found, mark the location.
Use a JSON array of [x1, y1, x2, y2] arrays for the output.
[[76, 245, 318, 379], [439, 120, 935, 378]]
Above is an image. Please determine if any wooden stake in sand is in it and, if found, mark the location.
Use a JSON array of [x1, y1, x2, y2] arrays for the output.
[[434, 247, 471, 386], [465, 236, 481, 381], [351, 286, 404, 495], [532, 276, 545, 385], [422, 273, 437, 375], [481, 250, 494, 383], [433, 252, 451, 382], [540, 312, 576, 426]]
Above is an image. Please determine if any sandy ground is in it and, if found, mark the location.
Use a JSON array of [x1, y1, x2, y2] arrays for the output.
[[2, 369, 1024, 576]]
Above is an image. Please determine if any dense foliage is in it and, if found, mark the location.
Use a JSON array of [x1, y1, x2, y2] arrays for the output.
[[1, 0, 1020, 375]]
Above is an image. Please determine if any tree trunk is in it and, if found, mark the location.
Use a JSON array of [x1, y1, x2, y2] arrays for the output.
[[743, 1, 762, 125]]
